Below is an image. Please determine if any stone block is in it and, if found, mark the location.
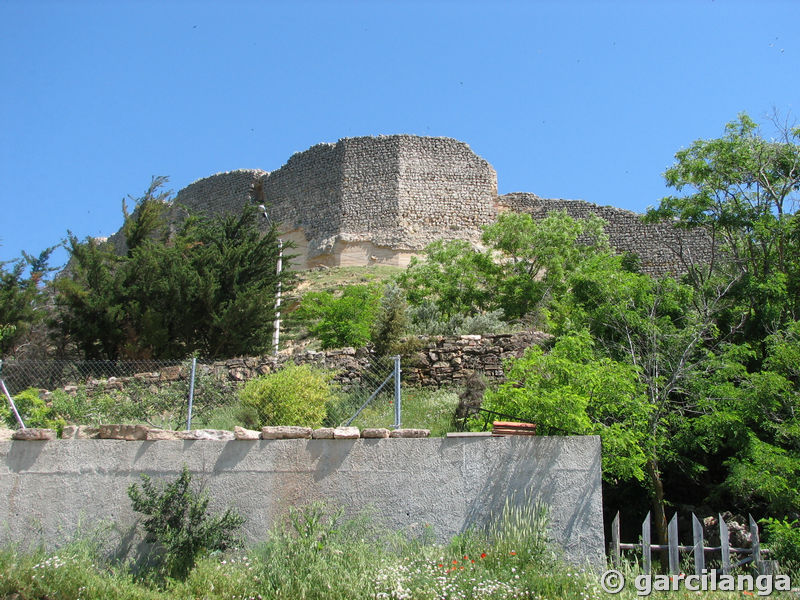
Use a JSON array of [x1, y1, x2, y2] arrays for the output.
[[261, 426, 313, 439], [12, 428, 56, 441], [98, 424, 149, 441], [312, 427, 335, 439], [361, 428, 390, 439], [74, 426, 101, 439], [147, 429, 181, 441], [234, 426, 260, 440], [333, 426, 360, 439], [390, 428, 430, 438], [176, 429, 235, 441]]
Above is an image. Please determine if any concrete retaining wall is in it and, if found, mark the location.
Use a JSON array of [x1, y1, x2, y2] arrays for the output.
[[0, 436, 604, 565]]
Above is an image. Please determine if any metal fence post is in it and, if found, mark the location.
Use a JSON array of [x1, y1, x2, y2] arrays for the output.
[[186, 357, 197, 430], [392, 355, 401, 429]]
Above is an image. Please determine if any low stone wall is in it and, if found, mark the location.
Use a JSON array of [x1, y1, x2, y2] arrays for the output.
[[0, 435, 604, 566], [51, 331, 550, 397]]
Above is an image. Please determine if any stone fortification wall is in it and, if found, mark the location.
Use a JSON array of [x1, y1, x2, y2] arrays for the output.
[[498, 193, 713, 277], [169, 136, 498, 268], [0, 436, 604, 565], [173, 169, 268, 216], [140, 135, 711, 273], [396, 136, 498, 248]]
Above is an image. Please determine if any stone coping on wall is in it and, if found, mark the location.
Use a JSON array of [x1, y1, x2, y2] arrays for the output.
[[0, 425, 430, 442]]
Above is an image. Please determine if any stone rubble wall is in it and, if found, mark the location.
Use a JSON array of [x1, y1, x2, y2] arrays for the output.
[[52, 331, 550, 397], [498, 193, 713, 276], [165, 135, 711, 274]]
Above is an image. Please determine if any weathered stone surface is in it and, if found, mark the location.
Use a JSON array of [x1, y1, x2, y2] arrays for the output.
[[0, 428, 15, 441], [12, 428, 56, 441], [390, 428, 430, 438], [361, 428, 390, 439], [98, 424, 149, 441], [74, 426, 100, 439], [261, 426, 313, 439], [333, 426, 360, 439], [234, 426, 260, 440], [312, 427, 335, 439], [175, 429, 235, 441], [146, 429, 181, 441]]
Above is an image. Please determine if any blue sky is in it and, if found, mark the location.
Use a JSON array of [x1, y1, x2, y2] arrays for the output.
[[1, 0, 798, 269]]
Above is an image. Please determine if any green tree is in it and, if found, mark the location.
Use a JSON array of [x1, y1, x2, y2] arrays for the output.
[[53, 179, 290, 359], [0, 247, 56, 357], [646, 113, 800, 343]]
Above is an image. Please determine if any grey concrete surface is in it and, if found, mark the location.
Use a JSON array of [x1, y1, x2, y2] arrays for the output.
[[0, 436, 604, 565]]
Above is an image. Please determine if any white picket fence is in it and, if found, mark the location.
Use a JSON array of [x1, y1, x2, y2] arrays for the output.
[[610, 512, 774, 575]]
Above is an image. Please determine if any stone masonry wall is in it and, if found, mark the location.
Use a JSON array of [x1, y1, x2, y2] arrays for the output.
[[45, 331, 550, 398], [498, 193, 713, 277], [397, 136, 498, 249], [139, 135, 711, 273]]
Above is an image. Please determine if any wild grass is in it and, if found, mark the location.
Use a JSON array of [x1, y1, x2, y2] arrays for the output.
[[1, 499, 783, 599]]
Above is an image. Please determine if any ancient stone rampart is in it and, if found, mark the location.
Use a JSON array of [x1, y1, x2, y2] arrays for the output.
[[498, 193, 712, 276], [139, 135, 711, 274]]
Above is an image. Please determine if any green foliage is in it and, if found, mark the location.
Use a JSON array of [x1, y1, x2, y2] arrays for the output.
[[295, 284, 381, 349], [370, 283, 410, 356], [407, 301, 507, 336], [127, 465, 244, 580], [3, 387, 65, 432], [0, 246, 57, 357], [762, 517, 800, 573], [483, 331, 650, 482], [647, 112, 800, 342], [238, 362, 336, 428], [399, 239, 496, 320], [398, 211, 609, 329], [54, 178, 290, 359]]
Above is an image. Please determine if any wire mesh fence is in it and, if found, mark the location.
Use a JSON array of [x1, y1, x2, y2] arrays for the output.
[[0, 354, 402, 431], [325, 355, 401, 428]]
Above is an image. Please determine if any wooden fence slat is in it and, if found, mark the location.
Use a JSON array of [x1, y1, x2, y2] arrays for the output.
[[720, 513, 731, 575], [611, 512, 620, 566], [749, 514, 761, 573], [692, 513, 705, 575], [668, 513, 680, 575], [642, 512, 652, 575]]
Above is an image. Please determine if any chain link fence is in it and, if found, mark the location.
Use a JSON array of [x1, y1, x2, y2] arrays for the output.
[[0, 354, 402, 431]]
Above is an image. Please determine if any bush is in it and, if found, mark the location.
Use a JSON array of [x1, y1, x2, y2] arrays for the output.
[[128, 465, 245, 580], [295, 284, 381, 349], [2, 387, 65, 432], [238, 363, 336, 428], [762, 517, 800, 574]]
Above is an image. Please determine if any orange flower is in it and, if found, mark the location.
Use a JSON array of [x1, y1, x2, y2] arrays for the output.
[[480, 553, 487, 559], [510, 551, 516, 556], [452, 560, 458, 565]]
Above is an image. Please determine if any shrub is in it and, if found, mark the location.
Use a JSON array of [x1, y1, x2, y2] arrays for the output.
[[295, 284, 381, 349], [238, 363, 336, 428], [2, 387, 65, 432], [762, 517, 800, 574], [128, 465, 245, 580]]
